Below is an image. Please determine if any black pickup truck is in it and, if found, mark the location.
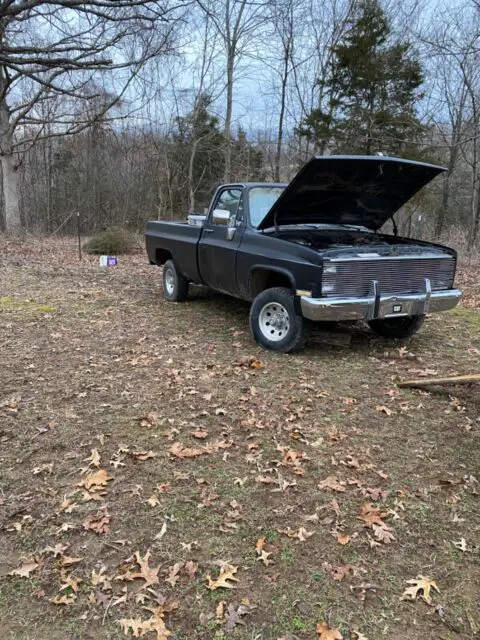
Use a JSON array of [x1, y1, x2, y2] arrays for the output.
[[145, 156, 461, 352]]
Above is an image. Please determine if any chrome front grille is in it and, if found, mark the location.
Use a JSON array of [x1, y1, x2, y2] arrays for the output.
[[322, 256, 455, 297]]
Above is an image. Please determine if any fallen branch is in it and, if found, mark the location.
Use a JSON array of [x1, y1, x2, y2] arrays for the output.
[[398, 374, 480, 389]]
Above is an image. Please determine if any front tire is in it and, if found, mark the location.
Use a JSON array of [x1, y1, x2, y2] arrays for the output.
[[162, 260, 189, 301], [368, 315, 425, 339], [249, 287, 305, 353]]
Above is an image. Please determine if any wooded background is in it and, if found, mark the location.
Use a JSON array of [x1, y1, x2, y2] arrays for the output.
[[0, 0, 479, 250]]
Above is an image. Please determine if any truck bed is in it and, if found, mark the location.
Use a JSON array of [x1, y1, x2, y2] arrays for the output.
[[145, 220, 202, 283]]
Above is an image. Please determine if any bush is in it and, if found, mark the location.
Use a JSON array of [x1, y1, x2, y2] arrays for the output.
[[83, 228, 136, 255]]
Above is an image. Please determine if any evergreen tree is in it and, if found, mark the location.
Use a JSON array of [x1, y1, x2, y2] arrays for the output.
[[298, 0, 424, 156]]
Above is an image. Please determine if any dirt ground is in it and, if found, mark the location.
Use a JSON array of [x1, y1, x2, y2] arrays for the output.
[[0, 236, 479, 640]]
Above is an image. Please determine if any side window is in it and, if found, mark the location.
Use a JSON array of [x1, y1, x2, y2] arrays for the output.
[[211, 188, 242, 225]]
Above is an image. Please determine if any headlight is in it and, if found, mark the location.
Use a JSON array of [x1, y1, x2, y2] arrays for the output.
[[323, 264, 337, 274], [322, 284, 336, 294]]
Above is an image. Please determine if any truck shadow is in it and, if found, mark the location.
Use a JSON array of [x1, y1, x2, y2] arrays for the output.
[[188, 286, 380, 354]]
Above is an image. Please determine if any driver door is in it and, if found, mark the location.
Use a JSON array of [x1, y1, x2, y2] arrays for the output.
[[198, 187, 244, 294]]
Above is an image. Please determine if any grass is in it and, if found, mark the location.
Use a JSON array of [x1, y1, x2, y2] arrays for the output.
[[0, 236, 479, 639]]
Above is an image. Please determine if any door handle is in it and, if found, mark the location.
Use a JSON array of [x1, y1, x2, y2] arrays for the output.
[[203, 228, 214, 233]]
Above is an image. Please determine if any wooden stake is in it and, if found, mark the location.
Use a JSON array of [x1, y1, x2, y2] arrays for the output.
[[398, 374, 480, 389]]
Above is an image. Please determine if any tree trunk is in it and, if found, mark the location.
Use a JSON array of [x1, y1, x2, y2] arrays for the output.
[[468, 172, 480, 250], [224, 49, 234, 182], [274, 45, 290, 182], [1, 150, 21, 234], [434, 172, 450, 239]]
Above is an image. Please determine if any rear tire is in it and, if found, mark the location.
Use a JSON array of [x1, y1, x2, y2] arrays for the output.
[[368, 315, 425, 339], [162, 260, 189, 301], [249, 287, 305, 353]]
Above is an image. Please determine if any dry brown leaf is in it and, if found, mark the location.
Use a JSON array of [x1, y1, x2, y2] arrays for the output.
[[318, 476, 346, 492], [132, 450, 157, 461], [44, 543, 69, 557], [165, 562, 183, 588], [60, 555, 83, 566], [336, 534, 351, 546], [277, 527, 314, 542], [60, 498, 78, 513], [51, 593, 76, 605], [191, 429, 208, 439], [376, 405, 393, 416], [84, 448, 101, 468], [255, 537, 266, 554], [372, 523, 395, 544], [206, 565, 239, 591], [401, 576, 439, 604], [453, 538, 468, 552], [184, 561, 198, 580], [83, 512, 111, 535], [331, 564, 357, 581], [59, 569, 82, 593], [225, 601, 256, 634], [147, 495, 161, 507], [316, 621, 343, 639], [257, 549, 273, 566], [169, 442, 207, 458], [357, 503, 385, 528], [78, 469, 112, 490], [130, 550, 161, 589], [8, 561, 40, 578]]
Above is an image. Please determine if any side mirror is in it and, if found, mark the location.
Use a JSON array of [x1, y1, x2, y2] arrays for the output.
[[212, 209, 231, 226]]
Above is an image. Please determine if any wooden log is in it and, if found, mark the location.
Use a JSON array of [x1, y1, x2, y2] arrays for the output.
[[398, 374, 480, 389]]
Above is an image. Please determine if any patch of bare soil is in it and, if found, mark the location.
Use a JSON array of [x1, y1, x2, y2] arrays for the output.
[[0, 236, 479, 640]]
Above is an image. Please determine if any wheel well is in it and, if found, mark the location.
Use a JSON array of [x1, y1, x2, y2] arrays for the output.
[[155, 248, 172, 265], [250, 269, 293, 298]]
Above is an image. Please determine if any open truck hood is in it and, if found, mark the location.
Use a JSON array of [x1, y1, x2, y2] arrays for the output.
[[257, 156, 446, 231]]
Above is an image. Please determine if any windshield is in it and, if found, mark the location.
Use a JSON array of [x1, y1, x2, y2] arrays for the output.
[[248, 186, 285, 228]]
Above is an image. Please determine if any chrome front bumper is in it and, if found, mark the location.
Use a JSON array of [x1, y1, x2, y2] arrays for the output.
[[300, 279, 462, 322]]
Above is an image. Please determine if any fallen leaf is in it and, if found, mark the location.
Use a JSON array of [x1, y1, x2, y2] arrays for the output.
[[8, 561, 40, 578], [225, 601, 256, 634], [372, 524, 395, 544], [401, 576, 439, 604], [357, 503, 385, 528], [206, 565, 239, 591], [316, 621, 343, 639], [184, 561, 198, 580], [376, 405, 393, 416], [147, 495, 161, 507], [60, 556, 83, 566], [132, 450, 157, 461], [78, 469, 112, 490], [277, 527, 314, 542], [59, 569, 82, 593], [83, 512, 111, 535], [336, 535, 351, 546], [84, 448, 101, 468], [51, 593, 76, 605], [169, 442, 207, 458], [453, 538, 468, 552], [191, 429, 208, 439], [165, 562, 183, 587], [129, 550, 161, 589], [44, 543, 69, 557], [318, 476, 346, 492], [331, 564, 357, 581]]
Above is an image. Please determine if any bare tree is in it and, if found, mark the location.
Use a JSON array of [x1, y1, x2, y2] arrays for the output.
[[0, 0, 184, 233], [418, 0, 480, 242], [195, 0, 269, 182]]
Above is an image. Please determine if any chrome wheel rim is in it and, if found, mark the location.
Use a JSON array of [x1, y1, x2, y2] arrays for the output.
[[258, 302, 290, 342], [164, 269, 175, 295]]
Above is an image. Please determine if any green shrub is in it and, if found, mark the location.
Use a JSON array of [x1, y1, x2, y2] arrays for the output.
[[83, 228, 135, 255]]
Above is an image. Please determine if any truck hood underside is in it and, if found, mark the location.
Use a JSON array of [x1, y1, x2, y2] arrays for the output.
[[257, 156, 446, 231]]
